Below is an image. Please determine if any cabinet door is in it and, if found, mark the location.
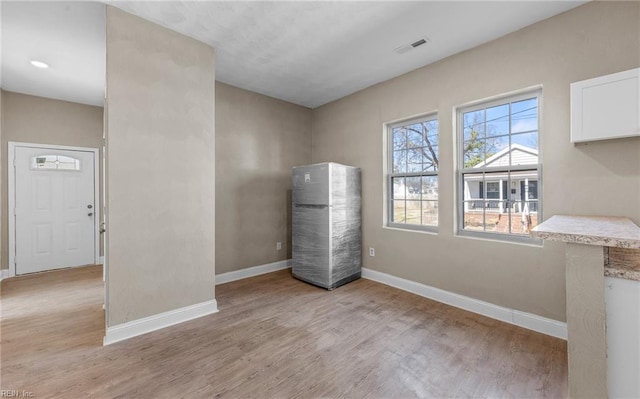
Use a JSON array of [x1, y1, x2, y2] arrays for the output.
[[605, 276, 640, 399], [571, 68, 639, 143]]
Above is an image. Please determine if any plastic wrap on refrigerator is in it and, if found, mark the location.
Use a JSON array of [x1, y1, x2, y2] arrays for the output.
[[292, 162, 361, 290]]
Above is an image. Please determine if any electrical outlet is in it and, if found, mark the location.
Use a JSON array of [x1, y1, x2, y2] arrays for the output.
[[369, 247, 375, 257], [276, 242, 282, 251]]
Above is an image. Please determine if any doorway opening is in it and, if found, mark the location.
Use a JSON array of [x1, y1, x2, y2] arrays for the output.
[[8, 142, 100, 277]]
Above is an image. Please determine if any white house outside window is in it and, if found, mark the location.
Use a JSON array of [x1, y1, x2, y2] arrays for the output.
[[457, 90, 541, 242], [388, 115, 439, 231]]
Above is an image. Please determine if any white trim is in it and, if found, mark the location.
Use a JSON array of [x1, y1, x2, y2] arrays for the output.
[[361, 267, 567, 340], [103, 299, 218, 345], [8, 142, 100, 276], [8, 143, 16, 278], [99, 256, 105, 265], [93, 146, 100, 266], [215, 259, 292, 285], [0, 269, 9, 281]]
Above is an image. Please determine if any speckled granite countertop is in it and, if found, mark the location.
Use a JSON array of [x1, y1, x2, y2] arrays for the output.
[[605, 248, 640, 281], [531, 215, 640, 249], [531, 215, 640, 281]]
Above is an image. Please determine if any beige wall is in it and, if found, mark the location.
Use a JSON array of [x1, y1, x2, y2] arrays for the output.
[[0, 90, 104, 271], [215, 82, 311, 274], [0, 90, 3, 273], [311, 1, 640, 322], [105, 7, 215, 326]]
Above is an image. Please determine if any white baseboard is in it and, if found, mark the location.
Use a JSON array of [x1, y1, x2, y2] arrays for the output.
[[103, 299, 218, 346], [215, 259, 292, 285], [0, 269, 9, 281], [361, 268, 567, 340]]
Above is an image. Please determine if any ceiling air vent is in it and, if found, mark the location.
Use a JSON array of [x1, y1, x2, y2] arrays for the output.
[[393, 37, 430, 55], [411, 38, 427, 48]]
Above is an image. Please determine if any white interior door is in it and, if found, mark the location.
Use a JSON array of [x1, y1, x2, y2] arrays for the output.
[[14, 146, 96, 275]]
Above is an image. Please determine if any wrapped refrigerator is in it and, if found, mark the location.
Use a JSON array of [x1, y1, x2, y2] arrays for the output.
[[292, 162, 361, 290]]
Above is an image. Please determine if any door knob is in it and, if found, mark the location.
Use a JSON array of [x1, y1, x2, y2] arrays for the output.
[[88, 205, 93, 209], [88, 212, 93, 217]]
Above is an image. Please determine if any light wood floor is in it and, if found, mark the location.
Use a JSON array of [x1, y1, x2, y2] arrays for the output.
[[1, 266, 567, 398]]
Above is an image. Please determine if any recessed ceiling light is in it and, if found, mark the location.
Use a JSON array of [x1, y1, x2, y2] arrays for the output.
[[30, 60, 49, 69]]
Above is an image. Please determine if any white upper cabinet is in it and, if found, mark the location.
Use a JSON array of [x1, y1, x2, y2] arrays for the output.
[[570, 68, 640, 143]]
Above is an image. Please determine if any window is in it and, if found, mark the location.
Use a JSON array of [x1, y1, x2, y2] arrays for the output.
[[457, 90, 541, 241], [388, 115, 439, 231], [30, 155, 81, 171]]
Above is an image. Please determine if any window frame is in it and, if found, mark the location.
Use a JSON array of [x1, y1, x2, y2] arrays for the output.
[[456, 89, 543, 244], [386, 113, 439, 233]]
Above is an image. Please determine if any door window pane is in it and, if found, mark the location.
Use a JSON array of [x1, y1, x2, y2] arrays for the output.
[[31, 155, 80, 171]]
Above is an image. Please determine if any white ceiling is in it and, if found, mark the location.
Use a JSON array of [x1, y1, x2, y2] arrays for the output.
[[1, 1, 586, 109], [1, 1, 106, 107]]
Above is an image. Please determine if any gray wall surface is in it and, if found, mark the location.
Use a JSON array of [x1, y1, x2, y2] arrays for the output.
[[310, 1, 640, 322], [215, 82, 311, 274], [105, 7, 215, 326], [0, 91, 104, 270]]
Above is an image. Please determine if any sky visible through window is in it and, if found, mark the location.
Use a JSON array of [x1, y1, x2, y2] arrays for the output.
[[463, 97, 538, 168]]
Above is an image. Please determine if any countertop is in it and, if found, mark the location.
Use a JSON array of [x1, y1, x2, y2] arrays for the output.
[[531, 215, 640, 281], [605, 248, 640, 281], [530, 215, 640, 249]]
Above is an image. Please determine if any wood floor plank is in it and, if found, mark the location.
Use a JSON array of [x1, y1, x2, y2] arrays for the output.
[[1, 266, 567, 398]]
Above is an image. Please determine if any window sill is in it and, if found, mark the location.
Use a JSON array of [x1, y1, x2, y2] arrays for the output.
[[384, 224, 438, 235], [456, 229, 543, 247]]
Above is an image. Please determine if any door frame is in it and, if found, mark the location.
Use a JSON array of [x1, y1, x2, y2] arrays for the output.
[[8, 142, 100, 277]]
